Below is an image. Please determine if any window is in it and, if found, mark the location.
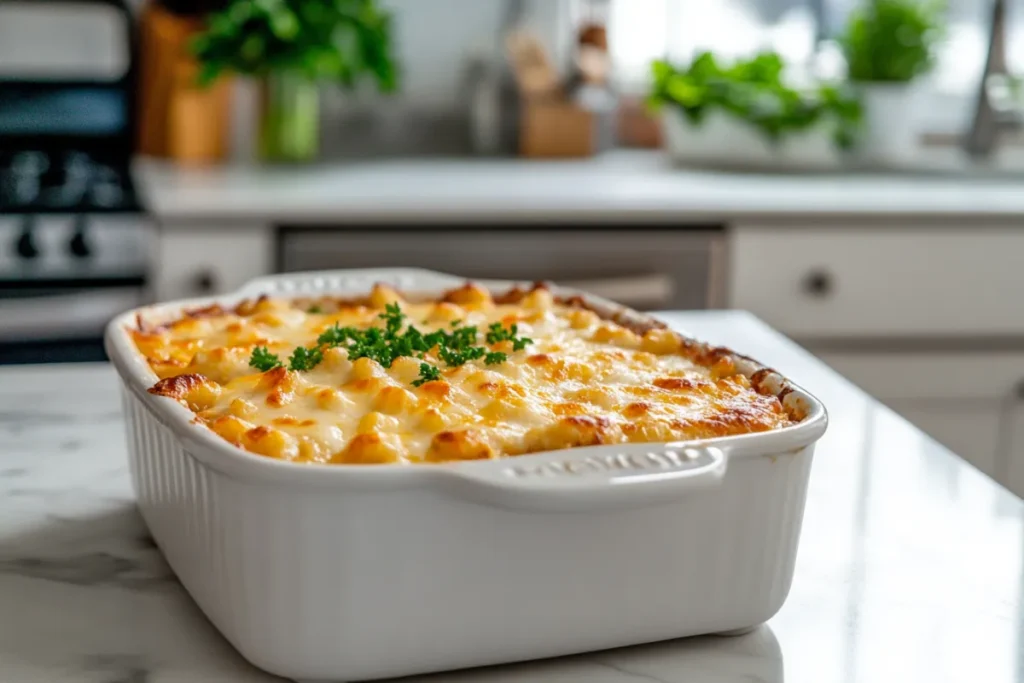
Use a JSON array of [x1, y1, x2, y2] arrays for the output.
[[610, 0, 818, 91], [609, 0, 1019, 134]]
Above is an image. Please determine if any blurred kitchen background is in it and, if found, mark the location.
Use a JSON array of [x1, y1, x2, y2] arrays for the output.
[[5, 0, 1024, 496]]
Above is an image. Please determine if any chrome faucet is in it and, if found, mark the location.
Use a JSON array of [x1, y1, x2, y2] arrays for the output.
[[965, 0, 1021, 158]]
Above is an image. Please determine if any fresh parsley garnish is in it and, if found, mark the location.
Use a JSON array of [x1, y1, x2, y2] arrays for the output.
[[439, 344, 485, 367], [249, 346, 283, 371], [288, 345, 323, 371], [411, 363, 441, 387], [380, 302, 404, 337], [246, 304, 534, 384], [485, 322, 533, 351], [317, 324, 357, 346], [307, 305, 323, 314]]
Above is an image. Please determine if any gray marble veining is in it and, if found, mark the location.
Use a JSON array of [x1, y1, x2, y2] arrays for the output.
[[1, 312, 1022, 683]]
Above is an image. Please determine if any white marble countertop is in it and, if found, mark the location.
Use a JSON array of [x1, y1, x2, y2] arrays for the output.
[[136, 151, 1024, 224], [2, 311, 1022, 683]]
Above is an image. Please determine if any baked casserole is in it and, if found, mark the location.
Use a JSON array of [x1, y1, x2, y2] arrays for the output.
[[131, 282, 796, 465]]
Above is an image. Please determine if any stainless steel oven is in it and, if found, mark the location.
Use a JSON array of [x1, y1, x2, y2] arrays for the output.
[[0, 214, 149, 363], [0, 0, 149, 364], [278, 226, 725, 311]]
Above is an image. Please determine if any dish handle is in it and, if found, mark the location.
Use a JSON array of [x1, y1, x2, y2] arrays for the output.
[[440, 443, 728, 512], [235, 268, 469, 298]]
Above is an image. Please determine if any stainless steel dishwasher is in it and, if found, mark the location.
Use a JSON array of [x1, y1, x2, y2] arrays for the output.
[[277, 227, 726, 311]]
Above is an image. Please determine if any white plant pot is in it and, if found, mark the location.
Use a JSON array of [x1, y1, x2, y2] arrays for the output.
[[857, 83, 923, 167], [661, 108, 842, 171]]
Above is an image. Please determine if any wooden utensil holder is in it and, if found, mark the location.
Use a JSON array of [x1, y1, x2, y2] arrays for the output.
[[137, 3, 231, 165], [519, 97, 596, 158]]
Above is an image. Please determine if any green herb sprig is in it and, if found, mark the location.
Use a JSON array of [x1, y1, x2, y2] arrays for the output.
[[486, 322, 533, 351], [411, 363, 441, 387], [249, 346, 283, 372], [247, 304, 533, 386], [287, 345, 323, 372], [248, 344, 325, 372]]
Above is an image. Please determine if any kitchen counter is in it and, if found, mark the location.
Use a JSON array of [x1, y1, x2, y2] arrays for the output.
[[2, 311, 1023, 683], [136, 151, 1024, 223]]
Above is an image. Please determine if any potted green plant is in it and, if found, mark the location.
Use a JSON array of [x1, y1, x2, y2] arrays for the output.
[[192, 0, 398, 163], [648, 51, 861, 169], [840, 0, 944, 165]]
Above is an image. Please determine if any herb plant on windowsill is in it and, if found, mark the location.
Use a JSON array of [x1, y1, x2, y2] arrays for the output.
[[648, 51, 862, 169], [839, 0, 945, 165], [192, 0, 398, 164]]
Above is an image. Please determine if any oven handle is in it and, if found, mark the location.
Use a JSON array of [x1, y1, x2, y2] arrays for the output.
[[557, 273, 675, 307], [0, 287, 144, 341]]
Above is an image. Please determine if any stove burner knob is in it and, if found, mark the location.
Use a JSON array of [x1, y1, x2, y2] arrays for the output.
[[89, 182, 124, 209], [15, 222, 39, 260], [69, 222, 91, 259], [12, 178, 41, 205], [64, 152, 91, 178], [10, 151, 49, 179]]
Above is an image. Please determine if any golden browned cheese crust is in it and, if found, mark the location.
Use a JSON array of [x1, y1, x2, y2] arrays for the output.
[[136, 283, 795, 465]]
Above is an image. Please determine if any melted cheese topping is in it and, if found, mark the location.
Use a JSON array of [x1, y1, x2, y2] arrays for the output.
[[133, 283, 793, 465]]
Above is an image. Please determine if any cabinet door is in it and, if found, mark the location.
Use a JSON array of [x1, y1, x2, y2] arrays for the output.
[[152, 223, 272, 301], [1004, 404, 1024, 498], [816, 351, 1015, 480], [730, 226, 1024, 338], [886, 400, 1003, 478]]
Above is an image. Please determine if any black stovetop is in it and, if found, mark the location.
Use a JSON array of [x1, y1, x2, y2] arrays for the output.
[[0, 149, 140, 214]]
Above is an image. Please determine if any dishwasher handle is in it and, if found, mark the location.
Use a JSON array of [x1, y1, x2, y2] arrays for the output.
[[557, 273, 675, 308]]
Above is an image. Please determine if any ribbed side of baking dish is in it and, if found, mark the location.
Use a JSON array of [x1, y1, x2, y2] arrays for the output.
[[122, 386, 813, 681]]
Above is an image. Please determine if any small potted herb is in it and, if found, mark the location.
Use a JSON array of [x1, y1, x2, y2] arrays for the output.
[[840, 0, 944, 165], [192, 0, 398, 163], [648, 51, 861, 169]]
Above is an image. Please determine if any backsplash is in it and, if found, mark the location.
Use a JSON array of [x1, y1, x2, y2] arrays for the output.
[[381, 0, 568, 107], [1, 0, 566, 98], [319, 0, 571, 158], [0, 0, 570, 158]]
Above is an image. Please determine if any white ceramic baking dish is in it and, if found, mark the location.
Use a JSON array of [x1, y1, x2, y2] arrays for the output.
[[104, 268, 828, 682]]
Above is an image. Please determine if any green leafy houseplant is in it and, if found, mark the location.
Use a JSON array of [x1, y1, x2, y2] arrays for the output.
[[840, 0, 944, 82], [648, 51, 862, 150], [839, 0, 944, 165], [192, 0, 398, 162]]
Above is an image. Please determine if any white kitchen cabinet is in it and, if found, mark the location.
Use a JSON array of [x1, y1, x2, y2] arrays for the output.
[[880, 401, 1003, 478], [729, 220, 1024, 498], [811, 352, 1024, 402], [151, 223, 273, 302], [816, 351, 1017, 480], [729, 226, 1024, 339], [1004, 406, 1024, 498]]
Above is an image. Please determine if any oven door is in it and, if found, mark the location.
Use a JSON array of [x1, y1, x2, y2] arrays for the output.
[[278, 227, 725, 311], [0, 284, 144, 364], [0, 211, 151, 364]]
